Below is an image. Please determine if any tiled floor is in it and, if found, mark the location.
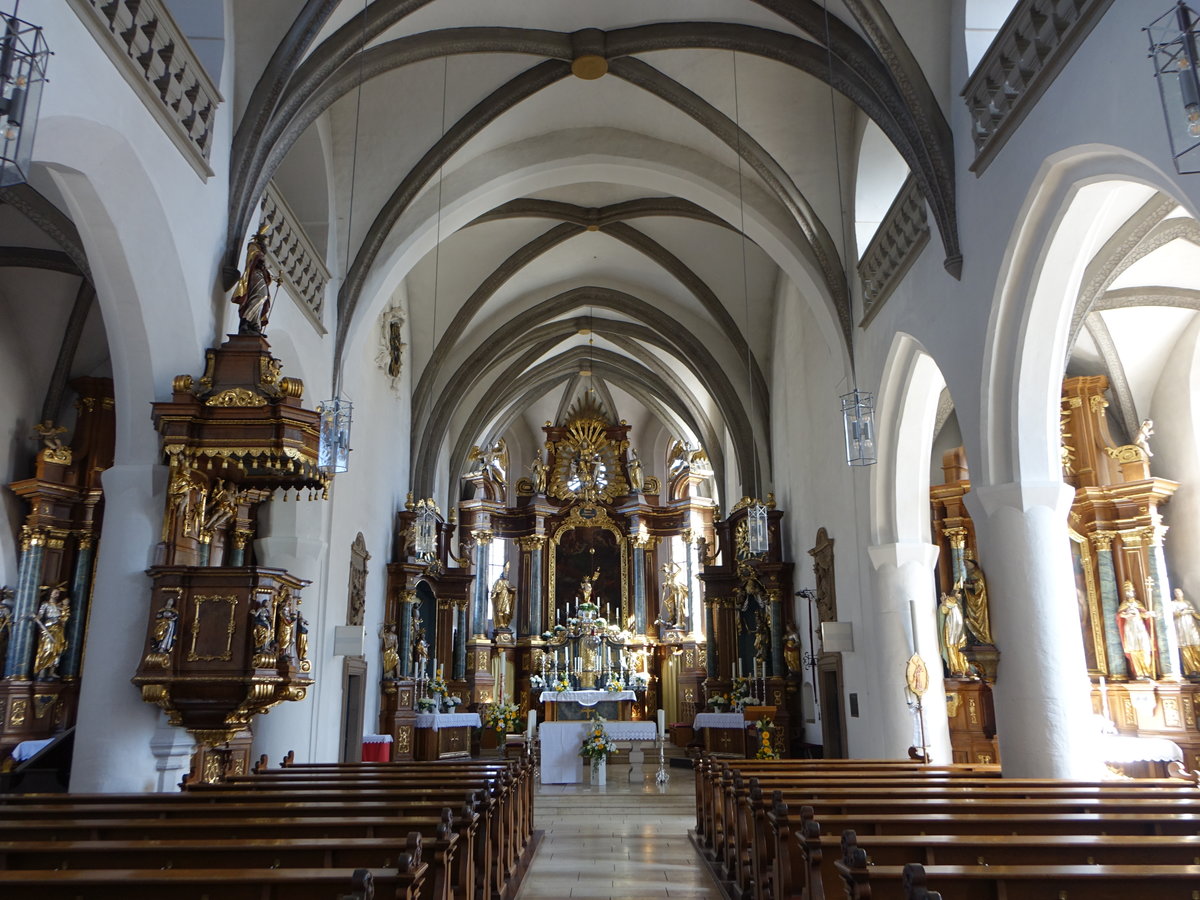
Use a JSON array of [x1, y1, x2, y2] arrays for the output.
[[515, 763, 723, 900]]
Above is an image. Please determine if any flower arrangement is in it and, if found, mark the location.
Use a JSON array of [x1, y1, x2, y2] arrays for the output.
[[444, 694, 463, 710], [529, 674, 546, 690], [708, 693, 730, 710], [579, 714, 616, 769], [417, 697, 437, 712], [482, 701, 521, 734], [755, 717, 778, 760], [553, 674, 571, 693], [428, 675, 449, 696], [729, 676, 760, 712], [605, 676, 625, 692], [629, 671, 650, 691]]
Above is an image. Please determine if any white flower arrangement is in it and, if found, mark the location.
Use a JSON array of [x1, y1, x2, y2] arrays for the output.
[[629, 671, 651, 690], [417, 697, 437, 712], [529, 674, 546, 690], [444, 694, 463, 709]]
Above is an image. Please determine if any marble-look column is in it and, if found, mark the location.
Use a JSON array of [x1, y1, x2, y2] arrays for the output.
[[1145, 524, 1181, 680], [942, 526, 968, 585], [516, 536, 545, 637], [704, 597, 717, 679], [472, 530, 493, 637], [682, 530, 695, 635], [866, 542, 952, 763], [965, 482, 1095, 778], [1090, 531, 1126, 677], [631, 538, 648, 635], [453, 602, 468, 680], [397, 589, 416, 678], [71, 464, 169, 792], [60, 535, 96, 680], [4, 527, 46, 677]]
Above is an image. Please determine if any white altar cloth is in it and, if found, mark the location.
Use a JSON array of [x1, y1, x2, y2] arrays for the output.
[[413, 712, 483, 730], [693, 712, 746, 729], [1098, 734, 1183, 764], [538, 720, 658, 783], [540, 690, 636, 705]]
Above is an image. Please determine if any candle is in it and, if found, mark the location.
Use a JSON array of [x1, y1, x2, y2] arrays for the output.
[[657, 708, 666, 739], [527, 710, 537, 740]]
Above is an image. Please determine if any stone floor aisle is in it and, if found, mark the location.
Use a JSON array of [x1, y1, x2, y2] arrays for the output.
[[514, 764, 723, 900]]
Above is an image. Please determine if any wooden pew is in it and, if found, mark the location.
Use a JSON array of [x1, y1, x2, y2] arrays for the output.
[[832, 832, 1200, 900]]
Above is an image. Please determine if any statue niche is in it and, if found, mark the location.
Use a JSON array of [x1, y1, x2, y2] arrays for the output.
[[553, 526, 624, 625]]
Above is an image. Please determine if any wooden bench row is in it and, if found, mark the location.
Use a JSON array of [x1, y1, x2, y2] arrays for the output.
[[0, 753, 538, 900], [690, 755, 1200, 900]]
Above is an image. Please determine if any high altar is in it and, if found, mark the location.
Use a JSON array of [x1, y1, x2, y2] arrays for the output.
[[377, 396, 802, 758]]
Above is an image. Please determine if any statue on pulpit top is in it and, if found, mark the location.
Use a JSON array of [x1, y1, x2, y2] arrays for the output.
[[1117, 581, 1156, 680], [231, 229, 274, 335], [937, 590, 969, 677], [1171, 588, 1200, 676]]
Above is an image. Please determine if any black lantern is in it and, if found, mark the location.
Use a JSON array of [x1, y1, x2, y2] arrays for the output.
[[1147, 3, 1200, 173], [0, 7, 49, 187]]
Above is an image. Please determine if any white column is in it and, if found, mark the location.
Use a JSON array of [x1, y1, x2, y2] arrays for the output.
[[866, 542, 952, 763], [71, 463, 165, 792], [251, 530, 329, 765], [965, 482, 1095, 778]]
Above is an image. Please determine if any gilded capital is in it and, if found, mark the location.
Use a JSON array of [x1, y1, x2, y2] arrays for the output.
[[1119, 530, 1145, 549], [516, 535, 546, 551], [1089, 530, 1117, 551], [399, 589, 418, 605], [1144, 524, 1168, 548], [941, 526, 968, 549], [472, 529, 494, 546]]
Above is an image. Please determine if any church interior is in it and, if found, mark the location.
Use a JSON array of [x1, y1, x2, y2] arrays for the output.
[[4, 0, 1200, 896]]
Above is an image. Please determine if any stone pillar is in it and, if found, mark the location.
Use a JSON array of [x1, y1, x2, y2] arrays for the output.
[[250, 528, 327, 765], [517, 536, 545, 637], [866, 542, 952, 763], [60, 535, 95, 680], [632, 536, 650, 635], [472, 531, 492, 637], [1145, 524, 1181, 680], [1090, 531, 1126, 678], [965, 482, 1095, 778], [71, 464, 167, 792], [682, 530, 695, 635], [4, 527, 47, 677]]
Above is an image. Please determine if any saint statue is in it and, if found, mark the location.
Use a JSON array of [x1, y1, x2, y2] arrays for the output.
[[203, 480, 238, 535], [657, 560, 686, 628], [961, 557, 993, 645], [530, 455, 549, 494], [577, 568, 600, 608], [783, 629, 802, 675], [1134, 419, 1154, 458], [150, 596, 179, 655], [1117, 581, 1156, 680], [276, 598, 297, 660], [163, 464, 204, 543], [30, 585, 69, 679], [296, 605, 309, 666], [251, 596, 275, 655], [1171, 588, 1200, 676], [231, 229, 273, 335], [490, 561, 515, 630], [938, 590, 969, 677], [628, 449, 644, 493], [380, 623, 400, 677]]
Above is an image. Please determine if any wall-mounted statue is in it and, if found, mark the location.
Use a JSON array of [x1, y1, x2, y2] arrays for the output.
[[1117, 581, 1156, 680], [490, 561, 515, 630], [657, 560, 686, 628], [961, 557, 993, 645], [938, 590, 969, 677], [1171, 588, 1200, 677], [30, 585, 69, 680], [380, 623, 399, 678]]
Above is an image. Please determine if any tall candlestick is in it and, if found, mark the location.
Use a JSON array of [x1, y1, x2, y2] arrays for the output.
[[657, 708, 666, 739]]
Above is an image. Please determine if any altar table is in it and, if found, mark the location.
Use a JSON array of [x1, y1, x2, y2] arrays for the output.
[[414, 712, 483, 761], [693, 712, 747, 757], [539, 689, 636, 722], [538, 719, 658, 783]]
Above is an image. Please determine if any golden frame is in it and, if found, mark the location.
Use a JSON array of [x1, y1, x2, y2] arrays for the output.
[[548, 505, 629, 627], [187, 594, 239, 662]]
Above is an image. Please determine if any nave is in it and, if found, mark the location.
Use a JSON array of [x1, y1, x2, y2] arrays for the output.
[[516, 767, 720, 900]]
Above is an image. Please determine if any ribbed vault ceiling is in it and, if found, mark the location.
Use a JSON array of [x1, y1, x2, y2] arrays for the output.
[[225, 0, 960, 502]]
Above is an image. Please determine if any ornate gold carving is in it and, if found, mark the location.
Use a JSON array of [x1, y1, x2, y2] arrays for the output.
[[1164, 697, 1182, 728], [187, 594, 238, 662], [975, 753, 994, 764], [547, 403, 629, 502], [206, 388, 268, 408], [1120, 531, 1145, 549], [398, 688, 413, 706], [967, 697, 979, 725], [1089, 530, 1117, 551], [516, 535, 547, 551], [172, 374, 195, 393], [475, 648, 491, 671], [260, 356, 282, 386], [1087, 394, 1106, 413], [729, 496, 764, 516], [945, 692, 961, 718], [941, 526, 968, 549], [684, 649, 696, 669], [472, 529, 494, 546], [548, 505, 630, 624], [396, 725, 413, 753], [643, 475, 661, 494], [8, 698, 28, 726], [1105, 445, 1146, 464], [279, 377, 304, 398]]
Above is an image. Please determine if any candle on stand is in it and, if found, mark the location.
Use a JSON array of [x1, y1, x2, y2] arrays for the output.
[[656, 708, 666, 739]]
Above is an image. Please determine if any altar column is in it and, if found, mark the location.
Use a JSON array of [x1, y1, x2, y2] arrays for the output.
[[517, 536, 545, 637], [965, 482, 1095, 778], [3, 526, 46, 677], [704, 596, 718, 679], [453, 601, 468, 680], [768, 589, 785, 678], [632, 534, 650, 634], [397, 589, 416, 677], [1145, 524, 1182, 679], [60, 535, 96, 680], [471, 530, 492, 636], [866, 542, 952, 763], [1091, 532, 1127, 677]]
